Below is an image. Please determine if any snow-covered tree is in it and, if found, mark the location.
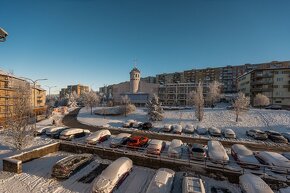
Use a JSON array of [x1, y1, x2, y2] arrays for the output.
[[190, 82, 204, 122], [121, 95, 131, 117], [83, 90, 100, 115], [67, 91, 78, 108], [5, 83, 34, 150], [147, 94, 164, 121], [207, 81, 221, 108], [253, 93, 270, 108], [232, 92, 250, 122]]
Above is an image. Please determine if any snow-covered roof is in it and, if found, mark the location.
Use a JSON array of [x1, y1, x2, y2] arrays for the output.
[[46, 126, 67, 133], [172, 124, 182, 131], [146, 168, 175, 193], [86, 130, 111, 141], [115, 133, 131, 139], [207, 141, 229, 162], [183, 177, 205, 193], [224, 129, 235, 135], [256, 151, 290, 168], [92, 157, 133, 192], [60, 128, 84, 136], [239, 174, 274, 193]]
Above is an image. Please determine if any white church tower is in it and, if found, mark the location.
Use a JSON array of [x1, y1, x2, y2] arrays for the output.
[[130, 67, 140, 93]]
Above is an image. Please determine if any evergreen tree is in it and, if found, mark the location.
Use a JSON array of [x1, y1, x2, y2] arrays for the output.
[[147, 94, 164, 121]]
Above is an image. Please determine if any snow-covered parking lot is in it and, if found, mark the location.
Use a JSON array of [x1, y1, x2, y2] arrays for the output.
[[0, 150, 247, 193], [77, 106, 290, 144]]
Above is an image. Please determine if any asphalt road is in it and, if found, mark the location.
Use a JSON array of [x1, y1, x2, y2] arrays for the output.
[[62, 108, 290, 152]]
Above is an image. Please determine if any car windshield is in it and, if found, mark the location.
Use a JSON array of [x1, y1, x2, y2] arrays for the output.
[[192, 148, 204, 153], [129, 139, 137, 143]]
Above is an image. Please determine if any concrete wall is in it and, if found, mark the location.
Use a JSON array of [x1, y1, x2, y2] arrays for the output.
[[3, 142, 60, 173]]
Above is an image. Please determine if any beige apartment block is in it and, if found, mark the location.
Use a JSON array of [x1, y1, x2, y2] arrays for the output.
[[59, 84, 89, 98], [238, 68, 290, 107], [158, 82, 209, 106], [0, 71, 47, 125]]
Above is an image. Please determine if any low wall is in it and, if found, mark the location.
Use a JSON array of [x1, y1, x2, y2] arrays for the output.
[[3, 142, 60, 173]]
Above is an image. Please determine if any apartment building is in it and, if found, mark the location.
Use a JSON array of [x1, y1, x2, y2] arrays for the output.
[[59, 84, 89, 98], [0, 71, 47, 125], [238, 68, 290, 107], [158, 82, 209, 106]]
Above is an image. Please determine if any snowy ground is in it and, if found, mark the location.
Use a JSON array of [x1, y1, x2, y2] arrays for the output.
[[77, 106, 290, 143]]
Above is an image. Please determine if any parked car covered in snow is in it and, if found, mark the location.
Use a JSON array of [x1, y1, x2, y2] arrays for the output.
[[231, 144, 260, 169], [126, 136, 149, 149], [246, 129, 268, 140], [163, 124, 172, 132], [223, 129, 236, 139], [282, 152, 290, 160], [91, 157, 133, 193], [265, 131, 288, 143], [110, 133, 131, 148], [85, 130, 111, 145], [254, 151, 290, 174], [34, 126, 53, 136], [52, 153, 93, 179], [196, 126, 208, 135], [140, 122, 153, 130], [59, 128, 90, 140], [122, 119, 137, 128], [132, 121, 143, 128], [282, 132, 290, 142], [146, 139, 166, 155], [183, 124, 195, 134], [146, 168, 175, 193], [182, 176, 205, 193], [172, 124, 182, 134], [189, 143, 207, 160], [239, 173, 274, 193], [208, 127, 222, 137], [46, 126, 70, 138], [207, 140, 229, 164], [168, 139, 183, 158]]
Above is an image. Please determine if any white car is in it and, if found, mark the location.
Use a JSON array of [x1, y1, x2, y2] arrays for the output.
[[110, 133, 131, 148], [182, 176, 205, 193], [196, 126, 208, 135], [246, 129, 268, 140], [168, 139, 183, 158], [223, 129, 236, 139], [172, 124, 182, 134], [239, 173, 274, 193], [183, 124, 195, 134], [146, 168, 175, 193], [231, 144, 260, 169], [122, 119, 137, 128], [254, 151, 290, 174], [207, 140, 229, 164], [163, 124, 172, 132], [85, 130, 111, 145], [59, 128, 90, 140], [91, 157, 133, 193], [146, 139, 166, 155], [46, 126, 68, 136], [208, 127, 222, 137], [35, 126, 53, 136]]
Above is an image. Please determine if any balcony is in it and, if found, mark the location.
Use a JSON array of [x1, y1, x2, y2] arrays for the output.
[[251, 87, 272, 92]]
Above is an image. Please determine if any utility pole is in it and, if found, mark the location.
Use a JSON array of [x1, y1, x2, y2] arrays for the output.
[[45, 85, 57, 99]]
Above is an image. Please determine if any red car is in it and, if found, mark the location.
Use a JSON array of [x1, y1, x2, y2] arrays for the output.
[[126, 136, 149, 149]]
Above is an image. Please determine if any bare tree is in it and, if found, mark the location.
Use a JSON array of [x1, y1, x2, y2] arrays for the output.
[[207, 81, 221, 108], [83, 90, 100, 115], [232, 92, 250, 122], [5, 83, 34, 150], [253, 93, 270, 108], [190, 82, 204, 122], [121, 95, 131, 117]]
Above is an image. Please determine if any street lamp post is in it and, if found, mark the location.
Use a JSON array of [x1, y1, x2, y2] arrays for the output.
[[45, 85, 57, 99]]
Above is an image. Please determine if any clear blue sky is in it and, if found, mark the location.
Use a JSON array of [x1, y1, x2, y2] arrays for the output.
[[1, 0, 290, 94]]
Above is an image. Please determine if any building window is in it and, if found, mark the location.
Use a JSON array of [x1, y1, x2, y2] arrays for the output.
[[277, 77, 283, 81]]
